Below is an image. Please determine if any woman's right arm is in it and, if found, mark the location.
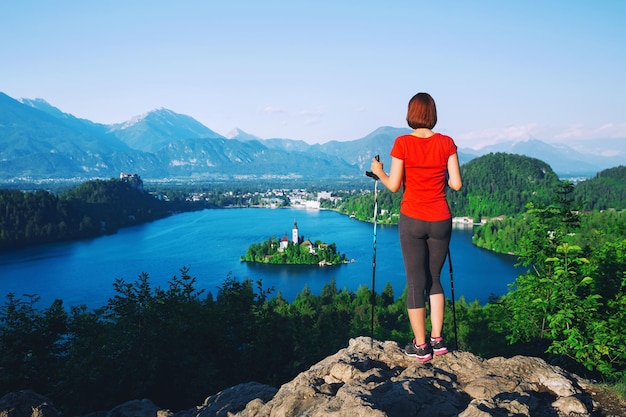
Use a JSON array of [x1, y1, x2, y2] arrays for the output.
[[447, 153, 462, 191], [371, 156, 404, 192]]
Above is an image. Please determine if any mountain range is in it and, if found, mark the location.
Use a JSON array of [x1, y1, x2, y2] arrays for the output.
[[1, 91, 623, 183]]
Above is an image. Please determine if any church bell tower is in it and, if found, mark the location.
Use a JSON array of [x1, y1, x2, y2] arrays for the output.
[[292, 218, 299, 244]]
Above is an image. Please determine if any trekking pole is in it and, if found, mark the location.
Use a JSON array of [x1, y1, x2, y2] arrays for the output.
[[365, 155, 380, 347], [447, 249, 458, 350]]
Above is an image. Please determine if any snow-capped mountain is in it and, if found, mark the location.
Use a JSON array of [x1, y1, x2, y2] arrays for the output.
[[226, 128, 261, 141], [108, 108, 225, 153]]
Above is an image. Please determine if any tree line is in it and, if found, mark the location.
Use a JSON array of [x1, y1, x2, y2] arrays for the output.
[[0, 269, 410, 415], [334, 154, 626, 224], [471, 194, 625, 379], [333, 152, 562, 223], [0, 177, 196, 249]]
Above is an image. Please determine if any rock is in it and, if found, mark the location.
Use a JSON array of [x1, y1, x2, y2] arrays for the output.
[[0, 390, 60, 417], [1, 337, 611, 417], [193, 382, 278, 417], [227, 337, 595, 417], [106, 399, 167, 417], [552, 396, 589, 415]]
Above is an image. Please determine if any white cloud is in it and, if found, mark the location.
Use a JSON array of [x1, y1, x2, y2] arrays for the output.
[[296, 108, 324, 117], [553, 123, 626, 141], [296, 107, 324, 127], [456, 124, 540, 149], [455, 123, 626, 149], [263, 105, 288, 114]]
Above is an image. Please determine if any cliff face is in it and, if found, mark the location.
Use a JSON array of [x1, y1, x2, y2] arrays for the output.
[[2, 337, 624, 417]]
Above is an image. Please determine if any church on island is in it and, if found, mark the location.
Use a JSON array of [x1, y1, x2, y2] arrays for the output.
[[279, 218, 320, 255], [278, 218, 328, 256], [279, 218, 300, 249], [241, 218, 348, 266]]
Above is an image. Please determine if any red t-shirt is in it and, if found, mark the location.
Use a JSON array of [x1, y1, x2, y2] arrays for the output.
[[390, 133, 457, 221]]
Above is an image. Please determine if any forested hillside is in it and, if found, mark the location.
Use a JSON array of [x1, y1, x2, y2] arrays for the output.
[[0, 177, 187, 249], [446, 152, 560, 219], [474, 202, 626, 254], [332, 187, 402, 224], [473, 164, 626, 255], [333, 153, 562, 223], [575, 165, 626, 210]]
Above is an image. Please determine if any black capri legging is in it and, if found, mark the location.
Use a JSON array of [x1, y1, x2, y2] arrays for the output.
[[399, 213, 452, 309]]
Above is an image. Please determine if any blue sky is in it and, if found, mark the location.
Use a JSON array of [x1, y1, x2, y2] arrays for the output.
[[1, 1, 625, 148]]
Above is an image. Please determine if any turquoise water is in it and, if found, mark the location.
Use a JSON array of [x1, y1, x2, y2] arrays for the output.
[[0, 208, 523, 309]]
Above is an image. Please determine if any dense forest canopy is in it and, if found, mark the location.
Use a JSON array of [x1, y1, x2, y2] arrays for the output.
[[332, 155, 626, 225], [332, 155, 626, 224], [471, 166, 626, 255], [447, 153, 561, 219], [0, 177, 197, 249], [573, 165, 626, 211]]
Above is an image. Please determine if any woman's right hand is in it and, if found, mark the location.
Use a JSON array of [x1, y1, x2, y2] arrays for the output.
[[371, 157, 383, 177]]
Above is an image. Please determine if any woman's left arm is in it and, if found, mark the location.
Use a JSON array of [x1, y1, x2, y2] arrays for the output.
[[447, 153, 462, 191]]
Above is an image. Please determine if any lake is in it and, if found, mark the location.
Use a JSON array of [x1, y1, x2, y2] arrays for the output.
[[0, 208, 523, 309]]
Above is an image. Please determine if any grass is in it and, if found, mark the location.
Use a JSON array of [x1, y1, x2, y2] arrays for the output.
[[593, 379, 626, 416], [608, 379, 626, 399]]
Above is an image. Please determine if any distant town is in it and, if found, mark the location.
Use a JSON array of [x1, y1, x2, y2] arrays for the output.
[[184, 187, 481, 226], [186, 188, 339, 210]]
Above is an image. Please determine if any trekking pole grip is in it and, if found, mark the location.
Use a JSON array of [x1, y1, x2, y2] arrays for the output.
[[365, 155, 380, 180]]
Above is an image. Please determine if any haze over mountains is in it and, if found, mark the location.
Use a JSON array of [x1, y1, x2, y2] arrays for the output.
[[1, 92, 623, 183]]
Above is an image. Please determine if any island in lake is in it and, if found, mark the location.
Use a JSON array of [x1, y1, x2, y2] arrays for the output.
[[241, 218, 349, 266]]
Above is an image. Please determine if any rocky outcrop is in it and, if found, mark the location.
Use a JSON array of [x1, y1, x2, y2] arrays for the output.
[[0, 390, 60, 417], [223, 337, 594, 417], [2, 337, 622, 417]]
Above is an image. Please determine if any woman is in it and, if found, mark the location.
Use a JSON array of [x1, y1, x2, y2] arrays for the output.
[[370, 92, 462, 362]]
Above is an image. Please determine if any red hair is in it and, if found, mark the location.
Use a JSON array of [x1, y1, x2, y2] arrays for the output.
[[406, 92, 437, 129]]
